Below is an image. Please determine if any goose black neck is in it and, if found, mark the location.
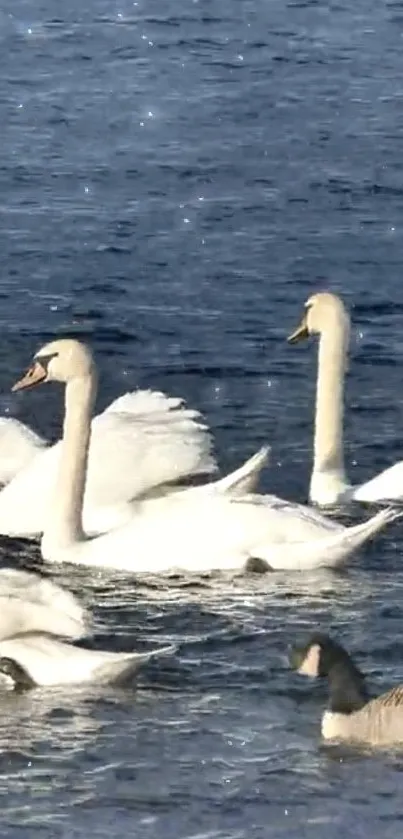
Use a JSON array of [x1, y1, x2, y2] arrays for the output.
[[326, 656, 369, 714]]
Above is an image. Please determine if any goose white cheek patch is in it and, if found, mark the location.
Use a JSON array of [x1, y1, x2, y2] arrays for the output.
[[297, 643, 320, 677]]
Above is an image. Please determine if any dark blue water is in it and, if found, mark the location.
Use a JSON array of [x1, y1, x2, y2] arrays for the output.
[[1, 0, 403, 835]]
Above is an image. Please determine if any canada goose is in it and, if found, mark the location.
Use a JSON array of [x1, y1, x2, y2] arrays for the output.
[[290, 632, 403, 747]]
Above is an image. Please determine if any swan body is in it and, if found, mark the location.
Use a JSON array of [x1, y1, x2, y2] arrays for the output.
[[288, 291, 403, 506], [0, 567, 173, 688], [0, 438, 269, 539], [0, 388, 218, 537], [12, 338, 400, 574], [0, 636, 174, 689], [42, 495, 400, 574]]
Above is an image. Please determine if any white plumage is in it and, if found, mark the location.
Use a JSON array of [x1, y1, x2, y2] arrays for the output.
[[13, 338, 399, 574], [289, 291, 403, 506], [0, 388, 217, 537], [0, 568, 173, 688]]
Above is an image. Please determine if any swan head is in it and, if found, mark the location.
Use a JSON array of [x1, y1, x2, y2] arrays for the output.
[[12, 339, 96, 392], [287, 292, 349, 344]]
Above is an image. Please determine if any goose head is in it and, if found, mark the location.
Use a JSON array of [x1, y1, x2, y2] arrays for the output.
[[290, 632, 369, 713], [12, 339, 96, 392], [287, 292, 349, 344], [289, 632, 348, 677]]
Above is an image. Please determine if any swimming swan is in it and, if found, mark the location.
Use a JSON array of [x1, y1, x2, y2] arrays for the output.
[[288, 291, 403, 506], [0, 388, 218, 537], [0, 386, 273, 539], [290, 632, 403, 747], [11, 338, 400, 574], [0, 568, 173, 688], [0, 391, 216, 488]]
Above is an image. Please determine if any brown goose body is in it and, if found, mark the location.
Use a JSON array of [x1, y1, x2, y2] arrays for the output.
[[322, 686, 403, 746]]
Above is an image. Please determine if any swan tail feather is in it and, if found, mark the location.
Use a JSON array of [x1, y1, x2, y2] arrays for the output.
[[93, 643, 177, 685], [250, 507, 401, 571]]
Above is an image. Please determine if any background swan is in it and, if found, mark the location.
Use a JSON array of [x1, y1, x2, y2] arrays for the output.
[[12, 338, 400, 574], [0, 567, 173, 688], [288, 291, 403, 506]]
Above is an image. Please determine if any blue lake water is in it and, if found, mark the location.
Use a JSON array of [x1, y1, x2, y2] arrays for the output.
[[1, 0, 403, 836]]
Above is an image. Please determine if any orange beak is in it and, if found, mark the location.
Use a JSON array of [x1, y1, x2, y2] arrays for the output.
[[12, 361, 48, 392]]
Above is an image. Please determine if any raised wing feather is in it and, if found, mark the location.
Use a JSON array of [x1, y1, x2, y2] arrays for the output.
[[0, 418, 46, 484], [0, 389, 217, 536]]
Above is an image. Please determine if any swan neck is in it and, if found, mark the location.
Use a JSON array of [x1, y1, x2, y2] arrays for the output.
[[42, 374, 97, 554], [313, 312, 349, 485]]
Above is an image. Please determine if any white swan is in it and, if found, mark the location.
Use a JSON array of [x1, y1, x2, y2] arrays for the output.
[[0, 386, 219, 537], [0, 568, 173, 688], [288, 291, 403, 506], [0, 385, 272, 538], [0, 391, 217, 488], [0, 389, 219, 489], [11, 338, 400, 573]]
